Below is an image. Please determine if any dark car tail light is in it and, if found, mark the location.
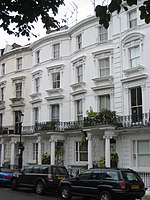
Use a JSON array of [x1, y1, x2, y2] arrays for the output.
[[47, 174, 53, 181], [118, 181, 126, 190]]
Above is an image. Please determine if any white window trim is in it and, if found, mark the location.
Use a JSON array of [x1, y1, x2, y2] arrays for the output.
[[128, 9, 137, 29], [92, 50, 112, 79], [75, 141, 88, 163], [53, 43, 60, 59], [122, 33, 144, 73], [35, 50, 40, 64], [76, 34, 82, 50], [16, 57, 23, 71]]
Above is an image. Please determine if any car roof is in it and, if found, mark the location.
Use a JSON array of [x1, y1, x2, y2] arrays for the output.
[[89, 168, 135, 172]]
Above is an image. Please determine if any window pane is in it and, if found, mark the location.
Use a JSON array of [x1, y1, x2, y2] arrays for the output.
[[130, 46, 140, 68], [99, 58, 110, 77], [99, 26, 108, 41], [51, 104, 59, 121], [137, 141, 149, 153], [138, 155, 150, 167], [99, 95, 110, 110], [52, 72, 60, 88]]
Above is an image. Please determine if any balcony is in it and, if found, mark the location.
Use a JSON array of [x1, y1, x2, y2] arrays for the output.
[[0, 112, 150, 135]]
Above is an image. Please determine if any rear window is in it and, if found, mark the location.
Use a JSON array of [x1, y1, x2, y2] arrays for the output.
[[52, 166, 68, 175], [122, 171, 142, 181]]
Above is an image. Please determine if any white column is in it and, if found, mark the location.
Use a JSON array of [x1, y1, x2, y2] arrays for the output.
[[1, 139, 5, 166], [86, 132, 93, 169], [10, 141, 15, 168], [104, 135, 111, 167], [37, 136, 42, 165], [103, 128, 115, 167], [50, 138, 56, 165]]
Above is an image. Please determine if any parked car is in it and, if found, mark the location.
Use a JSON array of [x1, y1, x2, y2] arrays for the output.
[[11, 164, 69, 195], [59, 168, 145, 200], [0, 167, 13, 186]]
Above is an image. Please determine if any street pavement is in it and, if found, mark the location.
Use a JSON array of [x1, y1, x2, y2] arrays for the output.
[[0, 186, 84, 200]]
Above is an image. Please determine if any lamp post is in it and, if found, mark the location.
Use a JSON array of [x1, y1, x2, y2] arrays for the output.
[[18, 111, 24, 171]]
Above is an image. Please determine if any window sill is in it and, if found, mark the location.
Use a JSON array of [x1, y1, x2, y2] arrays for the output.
[[46, 88, 63, 95], [123, 65, 144, 75], [30, 92, 41, 98], [92, 76, 113, 83], [70, 82, 86, 90]]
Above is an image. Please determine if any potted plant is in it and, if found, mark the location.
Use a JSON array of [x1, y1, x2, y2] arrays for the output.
[[99, 153, 118, 168]]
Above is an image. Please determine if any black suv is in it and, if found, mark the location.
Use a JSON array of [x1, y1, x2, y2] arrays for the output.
[[11, 164, 69, 195], [59, 168, 145, 200]]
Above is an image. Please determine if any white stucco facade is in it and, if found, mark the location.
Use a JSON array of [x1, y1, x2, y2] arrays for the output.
[[0, 1, 150, 187]]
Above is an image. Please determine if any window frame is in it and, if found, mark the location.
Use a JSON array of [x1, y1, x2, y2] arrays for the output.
[[76, 99, 83, 121], [33, 107, 39, 124], [15, 82, 22, 98], [33, 143, 38, 162], [1, 63, 5, 76], [75, 141, 88, 162], [133, 140, 150, 168], [0, 87, 4, 101], [99, 26, 108, 41], [99, 57, 110, 77], [35, 77, 40, 93], [76, 65, 83, 83], [128, 9, 137, 28], [51, 104, 59, 121], [99, 94, 110, 111], [129, 45, 140, 68], [77, 34, 82, 50], [35, 50, 40, 64], [53, 43, 60, 59], [130, 86, 142, 123], [16, 57, 22, 71], [52, 72, 60, 89]]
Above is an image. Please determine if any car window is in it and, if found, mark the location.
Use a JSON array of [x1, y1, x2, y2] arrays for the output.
[[79, 171, 91, 180], [33, 166, 42, 173], [42, 167, 49, 174], [24, 166, 34, 173], [89, 171, 103, 180], [122, 171, 142, 181], [52, 166, 68, 175], [103, 171, 119, 181]]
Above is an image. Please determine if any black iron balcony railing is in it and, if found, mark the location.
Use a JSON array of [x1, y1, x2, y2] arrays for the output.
[[0, 112, 150, 135]]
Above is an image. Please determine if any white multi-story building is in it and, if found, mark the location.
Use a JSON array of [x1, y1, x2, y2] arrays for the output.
[[0, 1, 150, 186]]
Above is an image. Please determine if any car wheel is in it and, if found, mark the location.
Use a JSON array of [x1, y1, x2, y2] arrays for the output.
[[99, 191, 112, 200], [12, 178, 17, 190], [60, 185, 72, 200], [35, 181, 45, 195]]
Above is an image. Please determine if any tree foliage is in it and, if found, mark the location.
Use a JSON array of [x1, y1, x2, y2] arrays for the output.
[[95, 0, 150, 28], [0, 0, 64, 38]]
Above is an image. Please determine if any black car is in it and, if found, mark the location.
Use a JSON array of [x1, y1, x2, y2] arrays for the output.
[[11, 164, 69, 195], [59, 168, 145, 200]]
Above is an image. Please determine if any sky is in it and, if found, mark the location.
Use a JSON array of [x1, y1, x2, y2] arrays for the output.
[[0, 0, 105, 49]]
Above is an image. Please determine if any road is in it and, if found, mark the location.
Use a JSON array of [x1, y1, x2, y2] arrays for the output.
[[0, 186, 85, 200]]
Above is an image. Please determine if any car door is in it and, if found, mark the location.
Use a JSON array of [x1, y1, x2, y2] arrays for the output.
[[18, 166, 34, 187], [86, 170, 103, 195], [71, 170, 92, 195]]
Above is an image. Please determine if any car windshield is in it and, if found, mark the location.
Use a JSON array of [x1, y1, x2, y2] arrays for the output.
[[122, 171, 142, 181]]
